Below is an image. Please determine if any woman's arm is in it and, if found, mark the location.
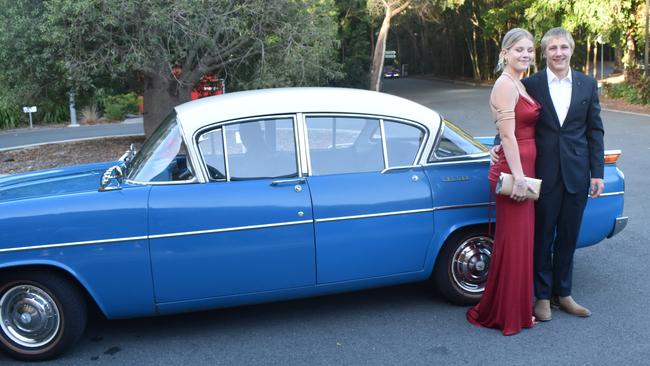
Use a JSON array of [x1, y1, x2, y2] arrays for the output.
[[490, 78, 530, 201]]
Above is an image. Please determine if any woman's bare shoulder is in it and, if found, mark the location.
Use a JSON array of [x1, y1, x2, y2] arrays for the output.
[[490, 76, 518, 110]]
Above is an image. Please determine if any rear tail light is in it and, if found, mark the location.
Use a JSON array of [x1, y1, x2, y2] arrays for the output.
[[604, 149, 621, 164]]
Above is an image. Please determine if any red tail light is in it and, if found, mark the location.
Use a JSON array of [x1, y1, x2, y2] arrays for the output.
[[604, 150, 621, 164]]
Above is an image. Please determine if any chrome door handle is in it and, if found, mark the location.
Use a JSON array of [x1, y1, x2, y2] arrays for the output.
[[271, 178, 306, 186]]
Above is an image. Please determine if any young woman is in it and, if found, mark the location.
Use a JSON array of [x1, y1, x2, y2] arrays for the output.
[[466, 28, 540, 336]]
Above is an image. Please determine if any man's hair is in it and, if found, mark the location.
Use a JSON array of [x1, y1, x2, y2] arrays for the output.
[[541, 27, 575, 53]]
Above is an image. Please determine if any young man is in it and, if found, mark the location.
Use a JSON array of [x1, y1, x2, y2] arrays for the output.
[[492, 27, 605, 321]]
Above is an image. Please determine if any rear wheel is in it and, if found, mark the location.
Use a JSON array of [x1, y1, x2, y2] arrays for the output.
[[433, 227, 494, 305], [0, 271, 87, 361]]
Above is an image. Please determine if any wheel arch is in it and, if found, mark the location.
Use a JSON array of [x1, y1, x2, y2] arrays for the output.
[[0, 263, 106, 318], [430, 221, 492, 272]]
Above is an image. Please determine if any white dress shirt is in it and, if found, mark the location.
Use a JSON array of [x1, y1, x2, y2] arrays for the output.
[[547, 68, 572, 126]]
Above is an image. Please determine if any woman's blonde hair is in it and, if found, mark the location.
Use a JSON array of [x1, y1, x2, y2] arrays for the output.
[[495, 28, 534, 73]]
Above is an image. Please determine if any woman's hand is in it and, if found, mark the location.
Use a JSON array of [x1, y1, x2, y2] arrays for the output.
[[510, 176, 528, 202], [510, 176, 538, 202]]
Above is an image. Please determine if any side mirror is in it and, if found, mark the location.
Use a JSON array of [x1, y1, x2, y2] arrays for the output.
[[99, 165, 123, 192]]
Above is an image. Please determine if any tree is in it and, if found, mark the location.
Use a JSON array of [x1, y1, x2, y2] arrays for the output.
[[0, 0, 70, 121], [334, 0, 373, 88], [44, 0, 342, 136], [367, 0, 412, 91], [366, 0, 462, 91]]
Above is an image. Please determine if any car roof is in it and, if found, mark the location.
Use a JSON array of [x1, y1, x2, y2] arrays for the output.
[[174, 87, 441, 133]]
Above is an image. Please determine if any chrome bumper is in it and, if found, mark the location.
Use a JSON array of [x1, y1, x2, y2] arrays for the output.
[[607, 216, 628, 238]]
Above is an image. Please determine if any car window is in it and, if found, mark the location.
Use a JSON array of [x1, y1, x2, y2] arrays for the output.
[[197, 128, 226, 180], [198, 118, 298, 180], [430, 120, 487, 161], [126, 113, 195, 183], [382, 121, 424, 166], [306, 116, 383, 175]]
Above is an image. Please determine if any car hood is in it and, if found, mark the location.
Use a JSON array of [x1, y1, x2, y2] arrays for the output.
[[0, 161, 118, 202]]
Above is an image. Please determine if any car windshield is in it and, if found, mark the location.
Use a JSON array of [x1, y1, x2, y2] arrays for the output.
[[126, 112, 191, 182], [430, 120, 487, 161]]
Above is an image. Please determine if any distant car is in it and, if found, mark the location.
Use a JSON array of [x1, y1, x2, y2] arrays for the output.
[[383, 66, 400, 78], [0, 88, 626, 360]]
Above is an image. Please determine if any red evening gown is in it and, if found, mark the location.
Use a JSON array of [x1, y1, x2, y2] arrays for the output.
[[466, 94, 540, 336]]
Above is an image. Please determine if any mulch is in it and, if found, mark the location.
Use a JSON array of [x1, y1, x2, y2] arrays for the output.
[[0, 136, 145, 175], [600, 96, 650, 115]]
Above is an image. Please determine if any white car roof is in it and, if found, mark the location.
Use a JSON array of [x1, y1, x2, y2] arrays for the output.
[[174, 87, 442, 133]]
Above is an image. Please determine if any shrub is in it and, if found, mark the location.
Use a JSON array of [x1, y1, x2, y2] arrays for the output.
[[0, 102, 22, 129], [79, 105, 100, 124], [39, 102, 70, 123], [103, 92, 140, 121], [606, 68, 650, 106]]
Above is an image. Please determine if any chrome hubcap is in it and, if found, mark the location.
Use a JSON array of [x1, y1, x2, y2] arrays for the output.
[[0, 285, 60, 348], [451, 236, 493, 293]]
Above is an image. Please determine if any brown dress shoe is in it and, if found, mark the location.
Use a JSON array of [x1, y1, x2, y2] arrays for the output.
[[534, 299, 552, 321], [551, 296, 592, 317]]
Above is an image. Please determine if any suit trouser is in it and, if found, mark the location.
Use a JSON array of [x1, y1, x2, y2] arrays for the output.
[[534, 179, 589, 299]]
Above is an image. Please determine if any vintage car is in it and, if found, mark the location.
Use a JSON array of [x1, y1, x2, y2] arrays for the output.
[[0, 88, 626, 360]]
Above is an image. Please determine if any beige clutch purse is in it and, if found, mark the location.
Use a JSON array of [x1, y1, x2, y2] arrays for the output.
[[495, 172, 542, 200]]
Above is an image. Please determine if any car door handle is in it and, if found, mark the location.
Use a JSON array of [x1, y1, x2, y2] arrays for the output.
[[271, 178, 306, 186]]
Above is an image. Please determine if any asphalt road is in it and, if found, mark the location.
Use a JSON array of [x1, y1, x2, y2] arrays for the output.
[[1, 78, 648, 365], [0, 117, 143, 151]]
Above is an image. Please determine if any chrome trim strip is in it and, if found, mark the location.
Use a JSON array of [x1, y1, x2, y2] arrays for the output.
[[222, 127, 230, 181], [315, 208, 434, 223], [433, 202, 492, 210], [1, 202, 498, 253], [594, 191, 624, 197], [379, 119, 389, 170], [0, 235, 149, 254], [149, 220, 314, 240], [295, 113, 308, 177], [422, 157, 491, 166], [607, 216, 628, 238], [381, 165, 420, 174], [125, 178, 199, 186]]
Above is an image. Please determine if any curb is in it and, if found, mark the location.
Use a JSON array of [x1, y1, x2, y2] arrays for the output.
[[601, 108, 650, 118], [0, 133, 144, 152]]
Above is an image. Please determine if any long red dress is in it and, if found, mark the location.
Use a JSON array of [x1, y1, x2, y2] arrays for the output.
[[466, 94, 540, 336]]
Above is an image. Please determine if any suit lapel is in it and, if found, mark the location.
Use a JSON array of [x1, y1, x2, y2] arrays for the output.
[[564, 70, 582, 127], [535, 70, 561, 128]]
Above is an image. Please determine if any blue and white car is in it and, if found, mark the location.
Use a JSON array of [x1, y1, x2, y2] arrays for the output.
[[0, 88, 626, 360]]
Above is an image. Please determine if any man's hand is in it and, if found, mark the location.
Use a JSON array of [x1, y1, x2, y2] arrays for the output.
[[590, 178, 604, 197], [489, 145, 501, 166]]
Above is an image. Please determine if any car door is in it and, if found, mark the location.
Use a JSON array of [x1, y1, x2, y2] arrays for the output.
[[148, 116, 315, 303], [304, 115, 434, 284]]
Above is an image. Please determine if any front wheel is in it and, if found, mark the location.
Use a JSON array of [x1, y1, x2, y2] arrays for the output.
[[0, 271, 87, 361], [433, 227, 494, 305]]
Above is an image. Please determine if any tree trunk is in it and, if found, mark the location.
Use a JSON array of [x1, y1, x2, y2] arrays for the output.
[[369, 0, 410, 91], [643, 0, 650, 76], [614, 47, 623, 72], [143, 75, 192, 137], [593, 41, 598, 79], [469, 9, 481, 80], [369, 11, 391, 91], [625, 30, 637, 79], [585, 34, 591, 74]]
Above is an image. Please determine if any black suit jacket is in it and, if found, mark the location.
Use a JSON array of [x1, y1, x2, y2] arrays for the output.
[[521, 69, 605, 194]]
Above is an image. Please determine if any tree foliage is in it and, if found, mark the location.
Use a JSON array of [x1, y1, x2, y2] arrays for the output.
[[42, 0, 343, 134], [0, 0, 67, 105]]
